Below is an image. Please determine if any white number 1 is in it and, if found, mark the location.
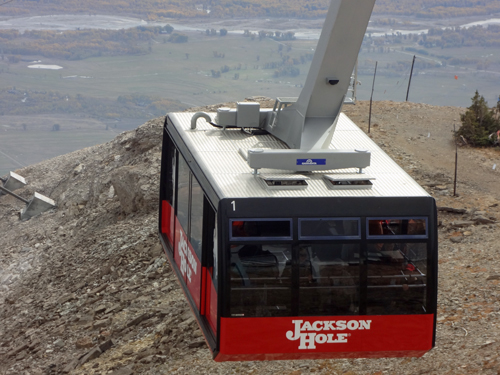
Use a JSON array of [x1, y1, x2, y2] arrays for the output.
[[231, 201, 236, 211]]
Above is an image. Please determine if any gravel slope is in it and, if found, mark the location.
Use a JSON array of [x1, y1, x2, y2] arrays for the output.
[[1, 99, 499, 375]]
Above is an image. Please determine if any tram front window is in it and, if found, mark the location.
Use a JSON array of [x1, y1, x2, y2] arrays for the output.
[[367, 242, 427, 314], [299, 243, 360, 316], [230, 244, 292, 317]]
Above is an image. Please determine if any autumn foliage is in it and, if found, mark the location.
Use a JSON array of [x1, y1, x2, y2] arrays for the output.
[[3, 0, 500, 19]]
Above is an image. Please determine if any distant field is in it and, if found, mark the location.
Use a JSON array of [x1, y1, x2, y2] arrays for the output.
[[0, 32, 306, 108], [0, 114, 139, 176], [2, 26, 500, 177]]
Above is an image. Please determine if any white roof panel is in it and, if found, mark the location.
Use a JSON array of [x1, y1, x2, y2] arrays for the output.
[[169, 112, 429, 199]]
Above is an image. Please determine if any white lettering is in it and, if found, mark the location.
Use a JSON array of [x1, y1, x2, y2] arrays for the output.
[[337, 333, 348, 343], [286, 320, 303, 341], [298, 333, 316, 349], [301, 321, 313, 331], [177, 231, 198, 282], [359, 320, 371, 330], [285, 319, 371, 350], [327, 333, 348, 343], [347, 320, 359, 330], [315, 334, 327, 344], [336, 320, 346, 330], [312, 321, 323, 331], [323, 321, 336, 331]]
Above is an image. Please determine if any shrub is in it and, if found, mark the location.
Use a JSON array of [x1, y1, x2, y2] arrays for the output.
[[457, 90, 499, 146]]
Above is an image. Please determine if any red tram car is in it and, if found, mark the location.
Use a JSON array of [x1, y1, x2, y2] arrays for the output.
[[158, 0, 437, 361]]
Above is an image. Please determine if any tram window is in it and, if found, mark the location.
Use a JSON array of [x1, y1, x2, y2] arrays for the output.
[[190, 179, 204, 259], [230, 219, 292, 240], [299, 218, 360, 239], [298, 244, 360, 316], [368, 218, 427, 238], [230, 244, 292, 317], [367, 242, 427, 315], [177, 156, 190, 233], [164, 136, 176, 205]]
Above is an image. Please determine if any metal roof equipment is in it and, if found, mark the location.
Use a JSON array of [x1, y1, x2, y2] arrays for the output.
[[0, 172, 56, 220]]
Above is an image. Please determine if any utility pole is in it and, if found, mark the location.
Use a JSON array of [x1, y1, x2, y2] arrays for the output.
[[406, 55, 416, 102], [368, 61, 378, 134], [453, 123, 458, 196]]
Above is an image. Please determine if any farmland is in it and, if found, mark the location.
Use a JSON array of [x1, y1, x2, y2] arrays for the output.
[[2, 14, 500, 176]]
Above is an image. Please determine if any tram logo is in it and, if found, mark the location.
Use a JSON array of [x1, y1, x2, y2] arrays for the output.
[[296, 158, 327, 166], [286, 319, 371, 350], [178, 231, 198, 282]]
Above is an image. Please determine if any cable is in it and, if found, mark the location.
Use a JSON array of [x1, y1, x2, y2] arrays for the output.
[[0, 0, 16, 6]]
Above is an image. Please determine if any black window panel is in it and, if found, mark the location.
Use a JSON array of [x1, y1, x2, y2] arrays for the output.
[[190, 179, 204, 259], [366, 242, 427, 315], [229, 244, 292, 317], [298, 243, 360, 316], [162, 135, 176, 205], [176, 156, 190, 234], [230, 219, 292, 240], [299, 218, 360, 239], [368, 218, 427, 238]]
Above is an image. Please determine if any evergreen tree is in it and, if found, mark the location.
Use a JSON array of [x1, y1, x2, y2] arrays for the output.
[[457, 90, 499, 146]]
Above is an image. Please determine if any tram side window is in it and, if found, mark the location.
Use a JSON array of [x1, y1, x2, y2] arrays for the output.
[[368, 218, 427, 237], [298, 243, 360, 316], [231, 220, 292, 240], [176, 156, 190, 235], [176, 155, 204, 260], [164, 135, 176, 206], [300, 218, 360, 239], [190, 179, 204, 258], [230, 243, 292, 317], [367, 218, 428, 315]]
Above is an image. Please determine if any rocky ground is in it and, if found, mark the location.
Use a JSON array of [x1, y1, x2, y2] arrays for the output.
[[0, 99, 499, 375]]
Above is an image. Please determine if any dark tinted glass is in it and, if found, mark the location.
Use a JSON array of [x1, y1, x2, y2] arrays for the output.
[[231, 220, 292, 239], [300, 219, 360, 238], [368, 219, 427, 237], [190, 179, 203, 259], [367, 242, 427, 314], [230, 244, 292, 317], [176, 156, 190, 233], [298, 243, 360, 316]]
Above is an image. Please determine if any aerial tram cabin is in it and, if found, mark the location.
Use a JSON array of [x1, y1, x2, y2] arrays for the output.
[[158, 0, 437, 362]]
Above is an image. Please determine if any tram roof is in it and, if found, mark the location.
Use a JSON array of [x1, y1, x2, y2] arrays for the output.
[[168, 111, 430, 200]]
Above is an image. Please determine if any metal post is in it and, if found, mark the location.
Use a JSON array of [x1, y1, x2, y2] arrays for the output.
[[406, 55, 416, 102], [453, 123, 458, 196], [0, 185, 29, 204], [368, 61, 378, 134]]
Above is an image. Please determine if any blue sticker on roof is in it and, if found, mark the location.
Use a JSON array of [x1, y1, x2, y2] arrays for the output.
[[297, 159, 326, 166]]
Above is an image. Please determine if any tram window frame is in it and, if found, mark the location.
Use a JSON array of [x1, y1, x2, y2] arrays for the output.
[[176, 155, 191, 237], [229, 219, 293, 241], [298, 218, 361, 240], [229, 242, 293, 318], [366, 241, 428, 315], [297, 242, 361, 316], [190, 178, 204, 258], [164, 135, 176, 209], [175, 154, 206, 260], [366, 217, 428, 240]]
